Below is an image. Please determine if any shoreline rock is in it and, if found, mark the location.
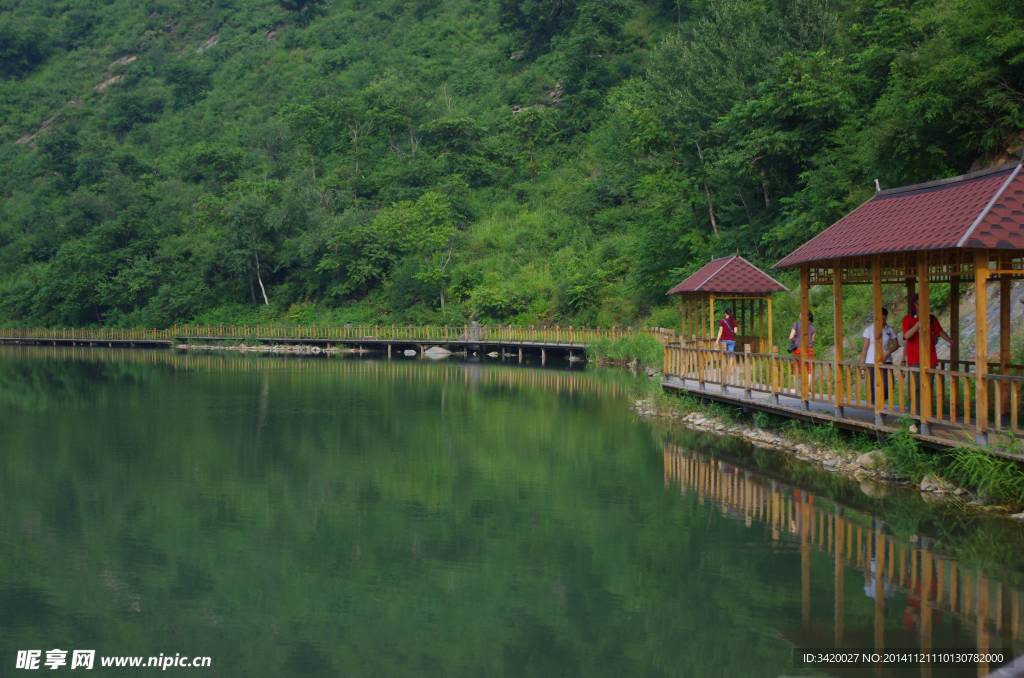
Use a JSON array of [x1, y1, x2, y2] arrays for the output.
[[629, 397, 1009, 514]]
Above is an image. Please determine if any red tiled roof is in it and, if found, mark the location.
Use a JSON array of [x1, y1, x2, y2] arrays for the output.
[[666, 255, 788, 295], [775, 163, 1024, 268]]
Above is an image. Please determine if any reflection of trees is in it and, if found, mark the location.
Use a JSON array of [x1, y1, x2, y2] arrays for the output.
[[0, 353, 150, 412], [6, 347, 1023, 676], [2, 350, 709, 677]]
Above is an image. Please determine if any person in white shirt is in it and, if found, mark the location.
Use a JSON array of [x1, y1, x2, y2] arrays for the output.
[[859, 307, 900, 404]]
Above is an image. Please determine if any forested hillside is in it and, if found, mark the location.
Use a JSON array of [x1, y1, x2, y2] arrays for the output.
[[1, 0, 1022, 328]]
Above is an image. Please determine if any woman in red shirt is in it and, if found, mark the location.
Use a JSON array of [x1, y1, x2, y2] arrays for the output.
[[901, 297, 951, 367], [716, 308, 738, 353]]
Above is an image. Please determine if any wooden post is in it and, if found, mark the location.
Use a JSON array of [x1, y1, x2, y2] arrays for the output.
[[917, 252, 933, 436], [744, 344, 752, 398], [1000, 255, 1012, 417], [975, 251, 990, 443], [757, 298, 765, 353], [833, 263, 844, 417], [767, 296, 773, 353], [681, 297, 687, 343], [872, 258, 884, 426], [709, 294, 716, 339], [950, 276, 960, 419], [799, 266, 810, 409], [1001, 266, 1013, 363]]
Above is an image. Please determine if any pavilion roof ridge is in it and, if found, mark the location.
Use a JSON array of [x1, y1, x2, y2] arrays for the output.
[[691, 255, 738, 290], [876, 161, 1021, 198], [667, 255, 787, 295], [775, 161, 1024, 269]]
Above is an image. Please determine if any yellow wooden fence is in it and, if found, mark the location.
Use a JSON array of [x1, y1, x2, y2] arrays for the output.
[[0, 324, 657, 345], [664, 344, 1024, 438]]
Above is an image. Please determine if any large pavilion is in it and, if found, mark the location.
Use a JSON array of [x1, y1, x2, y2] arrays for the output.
[[664, 162, 1024, 450]]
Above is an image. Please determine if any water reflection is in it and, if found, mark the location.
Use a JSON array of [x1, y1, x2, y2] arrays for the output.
[[2, 345, 1023, 677], [665, 443, 1022, 676]]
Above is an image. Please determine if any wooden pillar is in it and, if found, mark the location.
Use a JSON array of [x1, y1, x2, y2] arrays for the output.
[[1000, 255, 1012, 417], [917, 252, 933, 436], [799, 265, 811, 408], [975, 251, 990, 443], [758, 298, 766, 352], [681, 297, 686, 341], [950, 277, 961, 369], [834, 264, 844, 417], [767, 296, 774, 353], [950, 277, 960, 419], [709, 294, 716, 339], [873, 258, 885, 426], [1001, 258, 1011, 368]]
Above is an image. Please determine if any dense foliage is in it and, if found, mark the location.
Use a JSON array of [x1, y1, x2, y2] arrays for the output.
[[1, 0, 1022, 328]]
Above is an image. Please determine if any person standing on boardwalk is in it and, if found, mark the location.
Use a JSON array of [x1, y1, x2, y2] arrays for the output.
[[789, 312, 816, 388], [788, 312, 815, 359], [901, 295, 950, 367], [860, 307, 900, 404], [716, 308, 738, 353]]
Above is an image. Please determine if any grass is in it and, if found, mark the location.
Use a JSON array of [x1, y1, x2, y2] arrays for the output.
[[945, 447, 1024, 505], [879, 425, 936, 482], [586, 333, 663, 369]]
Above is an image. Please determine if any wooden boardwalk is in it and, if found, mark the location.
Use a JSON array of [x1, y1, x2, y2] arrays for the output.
[[663, 344, 1024, 455], [663, 374, 985, 452], [0, 324, 665, 363]]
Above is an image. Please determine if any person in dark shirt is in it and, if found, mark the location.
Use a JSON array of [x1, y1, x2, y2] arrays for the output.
[[716, 308, 738, 353]]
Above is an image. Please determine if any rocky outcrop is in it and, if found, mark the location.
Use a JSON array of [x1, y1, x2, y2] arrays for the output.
[[630, 398, 983, 505]]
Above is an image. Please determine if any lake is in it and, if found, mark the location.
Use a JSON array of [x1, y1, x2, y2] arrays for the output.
[[1, 346, 1022, 677]]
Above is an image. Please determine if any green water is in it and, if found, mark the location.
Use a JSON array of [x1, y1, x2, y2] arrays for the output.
[[2, 347, 1023, 677]]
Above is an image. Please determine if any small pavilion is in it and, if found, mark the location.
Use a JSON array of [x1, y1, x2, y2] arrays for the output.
[[667, 255, 787, 353], [775, 161, 1024, 444]]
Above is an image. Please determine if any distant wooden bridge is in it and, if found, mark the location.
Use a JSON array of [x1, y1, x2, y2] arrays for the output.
[[0, 325, 668, 364]]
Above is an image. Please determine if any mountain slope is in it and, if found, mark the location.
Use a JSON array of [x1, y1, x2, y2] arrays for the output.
[[1, 0, 1022, 328]]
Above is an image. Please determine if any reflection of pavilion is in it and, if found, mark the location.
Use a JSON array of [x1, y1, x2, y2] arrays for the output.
[[664, 443, 1023, 676]]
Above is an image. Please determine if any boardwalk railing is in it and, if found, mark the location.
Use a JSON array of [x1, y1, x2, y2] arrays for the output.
[[664, 344, 1024, 442], [0, 324, 657, 346]]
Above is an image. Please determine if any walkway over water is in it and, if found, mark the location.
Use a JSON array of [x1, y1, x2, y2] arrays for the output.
[[0, 324, 660, 362], [663, 345, 1024, 455]]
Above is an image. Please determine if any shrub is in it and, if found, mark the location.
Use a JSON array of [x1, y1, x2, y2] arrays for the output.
[[946, 447, 1024, 505], [587, 333, 662, 368], [882, 427, 935, 482]]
